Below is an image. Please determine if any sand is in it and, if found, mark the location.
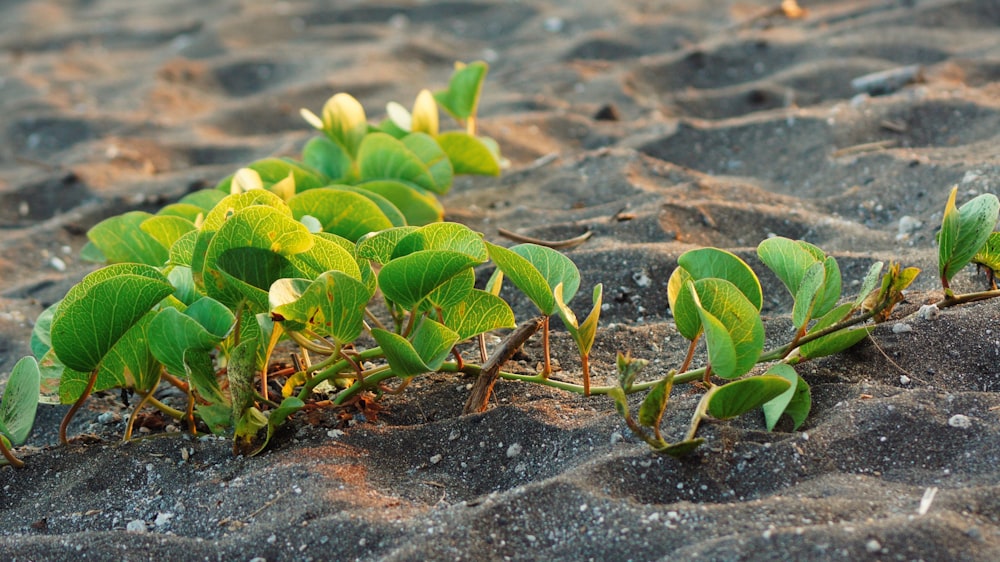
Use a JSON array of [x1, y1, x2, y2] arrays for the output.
[[2, 0, 1000, 560]]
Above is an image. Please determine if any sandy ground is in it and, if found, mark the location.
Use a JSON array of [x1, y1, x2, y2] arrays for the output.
[[2, 0, 1000, 560]]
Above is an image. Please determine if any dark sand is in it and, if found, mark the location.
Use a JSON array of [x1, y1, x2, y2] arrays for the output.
[[2, 0, 1000, 560]]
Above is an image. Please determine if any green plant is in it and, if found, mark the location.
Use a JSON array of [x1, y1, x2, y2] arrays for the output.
[[610, 187, 1000, 456], [0, 357, 41, 467], [5, 62, 999, 469]]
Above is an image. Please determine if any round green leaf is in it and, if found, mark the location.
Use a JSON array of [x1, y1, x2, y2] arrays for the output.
[[359, 180, 443, 226], [691, 278, 765, 379], [939, 188, 1000, 284], [391, 222, 488, 262], [677, 248, 763, 311], [287, 188, 395, 242], [402, 132, 454, 193], [707, 375, 792, 420], [799, 303, 872, 360], [486, 242, 580, 316], [358, 133, 437, 193], [215, 158, 328, 194], [0, 357, 41, 446], [51, 264, 173, 373], [436, 132, 501, 176], [271, 271, 372, 345], [440, 289, 516, 340], [87, 211, 169, 266], [667, 267, 701, 340], [303, 136, 353, 182], [372, 319, 459, 377], [761, 364, 811, 431], [377, 250, 480, 309], [357, 226, 420, 264]]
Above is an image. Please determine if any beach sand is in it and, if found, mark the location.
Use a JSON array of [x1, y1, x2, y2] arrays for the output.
[[2, 0, 1000, 559]]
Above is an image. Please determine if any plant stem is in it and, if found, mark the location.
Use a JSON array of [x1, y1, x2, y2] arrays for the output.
[[134, 390, 186, 420], [936, 288, 1000, 308], [581, 353, 591, 397], [685, 388, 715, 442], [0, 437, 24, 468], [296, 347, 386, 401], [541, 316, 551, 377], [60, 368, 98, 446], [288, 330, 337, 355], [331, 366, 395, 405], [124, 378, 159, 442], [678, 336, 699, 374]]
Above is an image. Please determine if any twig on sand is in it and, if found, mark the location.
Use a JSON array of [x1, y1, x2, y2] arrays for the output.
[[832, 139, 897, 158], [497, 227, 592, 250], [463, 317, 543, 414]]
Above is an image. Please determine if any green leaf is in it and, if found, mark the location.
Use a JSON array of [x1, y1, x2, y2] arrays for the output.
[[216, 158, 328, 195], [51, 264, 173, 373], [391, 222, 488, 261], [853, 261, 884, 308], [356, 226, 420, 264], [486, 242, 581, 316], [167, 265, 198, 305], [707, 375, 791, 420], [30, 302, 59, 359], [148, 297, 233, 377], [972, 232, 1000, 279], [87, 211, 169, 266], [638, 373, 674, 429], [358, 133, 437, 193], [302, 136, 354, 182], [792, 261, 826, 329], [434, 61, 488, 121], [378, 250, 480, 309], [655, 438, 706, 458], [372, 319, 459, 377], [939, 187, 1000, 285], [249, 396, 305, 457], [169, 230, 199, 267], [761, 364, 811, 431], [440, 289, 516, 340], [270, 271, 372, 345], [156, 202, 208, 222], [289, 233, 363, 281], [228, 338, 258, 422], [666, 267, 701, 340], [799, 303, 872, 360], [359, 180, 443, 225], [0, 357, 41, 446], [313, 184, 406, 227], [555, 283, 602, 356], [436, 132, 501, 176], [689, 278, 765, 379], [402, 133, 453, 193], [287, 188, 395, 242], [608, 386, 629, 419], [185, 348, 227, 406], [676, 248, 763, 311], [426, 268, 476, 309], [192, 189, 291, 277], [140, 215, 196, 254], [196, 403, 232, 435], [616, 352, 648, 391], [58, 311, 161, 402], [202, 205, 314, 309], [757, 236, 821, 297], [179, 189, 226, 211]]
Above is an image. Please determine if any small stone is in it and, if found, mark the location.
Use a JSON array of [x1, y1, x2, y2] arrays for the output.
[[97, 412, 121, 425], [891, 323, 912, 334], [632, 270, 652, 288], [918, 304, 940, 321], [267, 534, 277, 544], [448, 429, 461, 441], [126, 519, 147, 533], [896, 216, 922, 239], [154, 512, 174, 527], [327, 429, 345, 438], [899, 375, 911, 385], [948, 414, 972, 429], [865, 539, 881, 553], [429, 454, 442, 465], [49, 256, 67, 272], [542, 17, 564, 32], [610, 431, 624, 445], [506, 443, 522, 458]]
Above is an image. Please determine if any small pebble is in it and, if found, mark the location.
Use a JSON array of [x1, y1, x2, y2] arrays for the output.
[[948, 414, 972, 429], [126, 519, 147, 533], [429, 454, 442, 465], [154, 512, 174, 527], [506, 443, 522, 458], [918, 304, 940, 321], [899, 375, 911, 385], [892, 323, 912, 334], [865, 539, 881, 553], [97, 412, 121, 425], [49, 256, 67, 272]]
